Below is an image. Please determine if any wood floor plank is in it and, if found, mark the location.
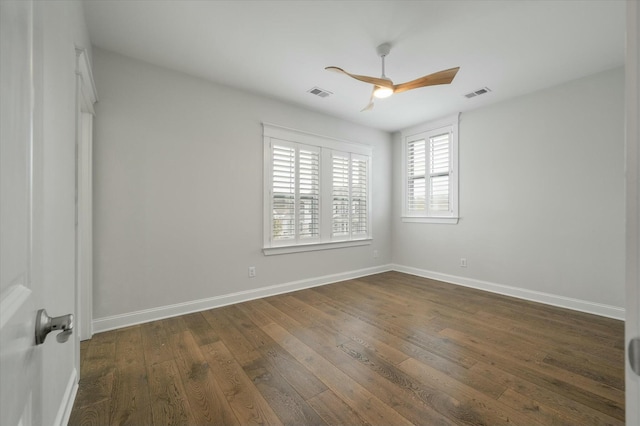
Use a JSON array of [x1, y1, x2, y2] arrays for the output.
[[147, 359, 196, 425], [160, 315, 188, 335], [478, 304, 623, 351], [330, 338, 470, 426], [261, 299, 471, 425], [286, 292, 411, 365], [441, 325, 625, 405], [314, 281, 444, 333], [258, 307, 450, 424], [70, 272, 625, 425], [349, 277, 481, 319], [201, 340, 284, 426], [182, 312, 220, 346], [140, 320, 174, 366], [169, 330, 240, 425], [436, 314, 551, 364], [384, 271, 622, 343], [287, 319, 484, 426], [338, 338, 506, 400], [79, 340, 92, 379], [382, 271, 620, 333], [398, 357, 545, 425], [79, 332, 116, 381], [440, 327, 625, 420], [109, 326, 152, 425], [261, 321, 415, 426], [471, 360, 624, 426], [498, 388, 611, 426], [73, 370, 114, 410], [307, 390, 372, 426], [243, 355, 328, 426], [299, 289, 480, 376], [200, 307, 261, 366], [225, 303, 329, 400], [542, 350, 625, 390], [68, 399, 110, 426], [308, 288, 480, 369], [474, 310, 625, 367]]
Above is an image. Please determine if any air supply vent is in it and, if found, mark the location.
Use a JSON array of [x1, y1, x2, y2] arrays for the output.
[[464, 87, 492, 99], [308, 87, 333, 98]]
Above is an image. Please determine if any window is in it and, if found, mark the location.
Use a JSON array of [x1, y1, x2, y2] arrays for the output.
[[264, 124, 372, 254], [271, 143, 320, 242], [402, 113, 459, 224]]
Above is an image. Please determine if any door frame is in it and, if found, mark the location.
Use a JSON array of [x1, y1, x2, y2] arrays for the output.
[[75, 48, 97, 351], [626, 0, 640, 424]]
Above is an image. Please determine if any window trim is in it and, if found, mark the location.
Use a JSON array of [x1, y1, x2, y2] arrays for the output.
[[401, 113, 459, 224], [263, 123, 373, 254]]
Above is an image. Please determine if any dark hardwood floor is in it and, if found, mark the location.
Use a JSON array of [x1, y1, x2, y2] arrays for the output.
[[69, 271, 625, 425]]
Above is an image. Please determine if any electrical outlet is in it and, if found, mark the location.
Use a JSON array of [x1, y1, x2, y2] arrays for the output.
[[248, 266, 256, 278], [460, 258, 467, 268], [373, 250, 379, 258]]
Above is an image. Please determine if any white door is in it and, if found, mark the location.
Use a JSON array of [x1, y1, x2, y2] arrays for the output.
[[0, 1, 41, 425], [0, 1, 80, 424], [626, 1, 640, 424]]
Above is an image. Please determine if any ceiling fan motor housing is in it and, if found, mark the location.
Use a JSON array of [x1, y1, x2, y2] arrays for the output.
[[376, 43, 392, 57]]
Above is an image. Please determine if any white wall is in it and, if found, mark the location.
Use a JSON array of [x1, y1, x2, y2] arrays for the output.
[[392, 67, 626, 315], [92, 48, 624, 327], [92, 48, 392, 322], [36, 0, 92, 423]]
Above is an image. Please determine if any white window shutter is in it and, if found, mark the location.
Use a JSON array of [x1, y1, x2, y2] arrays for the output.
[[298, 148, 320, 239], [272, 144, 296, 240], [351, 155, 368, 237], [407, 139, 426, 213], [332, 153, 350, 238], [428, 133, 451, 213], [264, 123, 373, 251]]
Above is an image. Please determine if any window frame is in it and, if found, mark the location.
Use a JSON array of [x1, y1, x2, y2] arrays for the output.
[[401, 113, 459, 224], [263, 123, 373, 255]]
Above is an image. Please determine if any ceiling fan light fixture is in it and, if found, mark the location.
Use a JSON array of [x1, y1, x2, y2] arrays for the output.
[[373, 86, 393, 98], [325, 42, 459, 110]]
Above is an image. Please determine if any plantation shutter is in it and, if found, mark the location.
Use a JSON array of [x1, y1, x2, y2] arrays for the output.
[[406, 131, 452, 216], [351, 155, 368, 237], [264, 123, 373, 251], [407, 139, 426, 212], [332, 153, 350, 238], [428, 133, 451, 213], [272, 144, 295, 240], [298, 148, 320, 239]]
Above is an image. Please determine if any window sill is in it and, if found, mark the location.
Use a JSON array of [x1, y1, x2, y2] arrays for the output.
[[263, 238, 372, 256], [401, 216, 459, 224]]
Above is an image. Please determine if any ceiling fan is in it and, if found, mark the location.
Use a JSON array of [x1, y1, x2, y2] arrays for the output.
[[326, 43, 460, 111]]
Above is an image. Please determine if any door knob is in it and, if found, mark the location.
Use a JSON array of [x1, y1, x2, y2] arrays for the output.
[[35, 309, 74, 345]]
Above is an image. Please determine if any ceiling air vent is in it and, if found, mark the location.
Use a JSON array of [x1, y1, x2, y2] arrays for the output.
[[464, 87, 492, 99], [308, 87, 333, 98]]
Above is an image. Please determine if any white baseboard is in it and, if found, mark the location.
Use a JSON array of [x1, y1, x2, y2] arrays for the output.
[[93, 264, 393, 333], [55, 367, 78, 426], [391, 264, 625, 320], [92, 262, 624, 334]]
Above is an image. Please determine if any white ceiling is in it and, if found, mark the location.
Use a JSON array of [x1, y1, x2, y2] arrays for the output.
[[83, 0, 625, 133]]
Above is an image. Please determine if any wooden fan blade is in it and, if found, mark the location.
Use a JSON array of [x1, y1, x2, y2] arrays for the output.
[[361, 87, 375, 112], [325, 66, 394, 89], [361, 102, 374, 112], [392, 67, 460, 94]]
